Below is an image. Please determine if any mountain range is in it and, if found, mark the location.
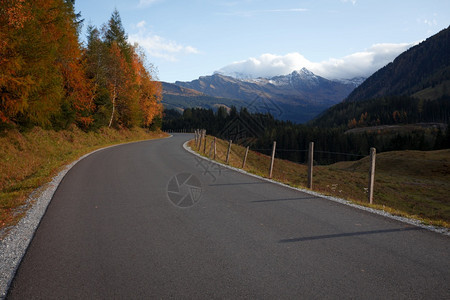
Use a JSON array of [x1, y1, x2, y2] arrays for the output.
[[162, 26, 449, 125], [162, 68, 363, 123]]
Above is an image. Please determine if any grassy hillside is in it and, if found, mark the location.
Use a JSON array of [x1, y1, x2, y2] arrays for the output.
[[413, 80, 450, 100], [189, 136, 450, 228], [0, 127, 167, 233]]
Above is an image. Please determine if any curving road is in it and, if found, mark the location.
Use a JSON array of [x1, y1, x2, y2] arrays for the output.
[[7, 134, 450, 298]]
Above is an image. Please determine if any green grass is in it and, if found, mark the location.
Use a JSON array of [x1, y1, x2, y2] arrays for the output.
[[0, 126, 168, 232], [413, 79, 450, 100], [190, 136, 450, 228]]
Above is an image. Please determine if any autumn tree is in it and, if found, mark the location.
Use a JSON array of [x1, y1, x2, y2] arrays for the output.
[[0, 0, 94, 128], [1, 4, 161, 130], [106, 41, 134, 127], [131, 47, 162, 127], [85, 9, 162, 129], [56, 0, 94, 129], [0, 0, 33, 125], [85, 25, 110, 127]]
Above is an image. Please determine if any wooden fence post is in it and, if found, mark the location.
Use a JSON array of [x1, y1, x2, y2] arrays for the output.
[[226, 140, 232, 164], [308, 142, 314, 189], [197, 130, 202, 151], [269, 141, 276, 179], [209, 141, 214, 157], [213, 137, 217, 160], [368, 147, 376, 204], [203, 133, 207, 153], [242, 146, 249, 169]]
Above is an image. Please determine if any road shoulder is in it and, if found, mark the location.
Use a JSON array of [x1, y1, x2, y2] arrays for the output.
[[183, 140, 450, 237], [0, 136, 172, 299]]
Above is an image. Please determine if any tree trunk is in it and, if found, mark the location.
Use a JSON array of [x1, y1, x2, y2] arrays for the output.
[[108, 84, 116, 128]]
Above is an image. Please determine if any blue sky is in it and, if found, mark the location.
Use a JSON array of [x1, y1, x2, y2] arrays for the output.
[[75, 0, 449, 82]]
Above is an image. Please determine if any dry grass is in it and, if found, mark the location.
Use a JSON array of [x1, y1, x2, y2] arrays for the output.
[[190, 136, 450, 228], [0, 126, 168, 231]]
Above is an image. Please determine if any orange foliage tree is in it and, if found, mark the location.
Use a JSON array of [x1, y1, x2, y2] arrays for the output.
[[132, 46, 163, 127], [1, 4, 160, 130], [86, 9, 162, 129], [0, 0, 94, 128], [0, 0, 33, 124], [56, 0, 95, 128], [106, 42, 135, 128]]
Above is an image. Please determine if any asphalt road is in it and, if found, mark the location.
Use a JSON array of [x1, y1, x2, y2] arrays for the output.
[[7, 134, 450, 298]]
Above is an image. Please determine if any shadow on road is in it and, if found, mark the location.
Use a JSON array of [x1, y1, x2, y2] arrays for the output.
[[279, 227, 421, 243], [209, 181, 270, 187], [251, 197, 317, 203]]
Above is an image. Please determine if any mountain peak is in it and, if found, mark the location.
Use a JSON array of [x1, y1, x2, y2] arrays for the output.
[[216, 68, 318, 81], [213, 70, 255, 80], [299, 67, 315, 76], [173, 70, 358, 123]]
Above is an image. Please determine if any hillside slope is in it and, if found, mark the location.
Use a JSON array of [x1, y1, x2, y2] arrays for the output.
[[311, 26, 450, 128], [345, 26, 450, 102], [161, 82, 247, 112]]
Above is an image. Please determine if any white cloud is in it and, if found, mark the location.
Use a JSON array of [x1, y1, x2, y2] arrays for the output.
[[218, 53, 313, 78], [263, 8, 308, 13], [341, 0, 357, 5], [129, 23, 199, 62], [138, 0, 162, 8], [219, 7, 308, 17], [419, 18, 438, 27], [136, 20, 146, 28], [185, 46, 200, 54], [217, 43, 415, 80], [219, 1, 239, 7]]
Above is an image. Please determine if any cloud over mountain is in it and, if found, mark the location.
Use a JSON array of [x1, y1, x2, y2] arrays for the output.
[[217, 43, 414, 80]]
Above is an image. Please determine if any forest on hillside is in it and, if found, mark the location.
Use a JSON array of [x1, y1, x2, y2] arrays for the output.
[[311, 95, 450, 128], [163, 107, 450, 164], [0, 0, 162, 131], [345, 26, 450, 103]]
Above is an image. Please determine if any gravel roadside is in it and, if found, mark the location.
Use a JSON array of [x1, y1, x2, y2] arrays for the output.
[[1, 135, 446, 298], [0, 135, 172, 299], [0, 156, 82, 299]]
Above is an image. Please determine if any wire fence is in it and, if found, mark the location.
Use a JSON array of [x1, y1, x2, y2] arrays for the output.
[[249, 147, 367, 166], [191, 130, 450, 227]]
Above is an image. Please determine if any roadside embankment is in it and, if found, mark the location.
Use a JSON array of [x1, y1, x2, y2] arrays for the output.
[[0, 126, 167, 234]]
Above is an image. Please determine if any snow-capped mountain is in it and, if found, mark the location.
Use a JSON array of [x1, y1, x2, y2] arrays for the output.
[[172, 69, 362, 123], [335, 77, 367, 87], [215, 67, 365, 88], [213, 71, 255, 81]]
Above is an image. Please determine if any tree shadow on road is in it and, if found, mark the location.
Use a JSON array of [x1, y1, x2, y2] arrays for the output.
[[279, 226, 421, 243]]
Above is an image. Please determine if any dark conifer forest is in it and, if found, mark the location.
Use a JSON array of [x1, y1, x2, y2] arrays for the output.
[[163, 106, 450, 164]]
